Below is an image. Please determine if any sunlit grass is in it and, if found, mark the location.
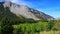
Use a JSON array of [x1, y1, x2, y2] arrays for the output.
[[40, 31, 60, 34]]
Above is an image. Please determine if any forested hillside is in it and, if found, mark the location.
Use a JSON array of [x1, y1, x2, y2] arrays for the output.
[[0, 2, 37, 34]]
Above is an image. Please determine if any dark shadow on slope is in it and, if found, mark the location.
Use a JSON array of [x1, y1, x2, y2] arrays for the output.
[[0, 2, 25, 34]]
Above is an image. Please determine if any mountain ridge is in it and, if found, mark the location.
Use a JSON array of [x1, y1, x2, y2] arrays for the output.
[[0, 1, 54, 20]]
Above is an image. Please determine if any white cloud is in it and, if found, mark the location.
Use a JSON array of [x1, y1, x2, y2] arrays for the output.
[[8, 0, 27, 5], [10, 0, 19, 3], [5, 0, 35, 7], [5, 0, 22, 3]]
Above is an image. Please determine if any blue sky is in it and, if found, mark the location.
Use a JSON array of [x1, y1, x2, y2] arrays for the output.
[[0, 0, 60, 18]]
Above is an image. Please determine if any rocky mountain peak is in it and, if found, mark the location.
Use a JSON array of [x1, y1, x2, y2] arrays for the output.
[[0, 2, 54, 20]]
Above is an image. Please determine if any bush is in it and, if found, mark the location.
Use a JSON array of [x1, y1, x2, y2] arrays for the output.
[[52, 20, 60, 31], [13, 21, 54, 34], [17, 24, 35, 34]]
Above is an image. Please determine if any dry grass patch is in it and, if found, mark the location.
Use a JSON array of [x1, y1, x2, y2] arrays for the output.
[[40, 31, 60, 34]]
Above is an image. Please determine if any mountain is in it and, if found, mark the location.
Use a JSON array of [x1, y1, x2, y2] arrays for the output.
[[0, 1, 54, 20]]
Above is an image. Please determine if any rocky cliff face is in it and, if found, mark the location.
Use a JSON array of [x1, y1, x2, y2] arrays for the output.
[[0, 2, 54, 20]]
